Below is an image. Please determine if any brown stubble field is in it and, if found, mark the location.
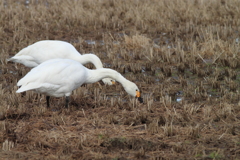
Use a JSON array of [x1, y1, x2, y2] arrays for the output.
[[1, 0, 240, 159]]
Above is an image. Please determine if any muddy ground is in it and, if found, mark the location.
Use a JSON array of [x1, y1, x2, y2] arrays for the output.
[[0, 0, 240, 159]]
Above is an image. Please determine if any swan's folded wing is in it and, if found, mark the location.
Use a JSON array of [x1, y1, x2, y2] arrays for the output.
[[17, 59, 87, 93], [16, 82, 61, 94]]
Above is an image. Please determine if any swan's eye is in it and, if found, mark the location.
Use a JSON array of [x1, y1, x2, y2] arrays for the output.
[[111, 80, 115, 85]]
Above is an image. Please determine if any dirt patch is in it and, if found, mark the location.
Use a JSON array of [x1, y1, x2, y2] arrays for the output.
[[0, 0, 240, 159]]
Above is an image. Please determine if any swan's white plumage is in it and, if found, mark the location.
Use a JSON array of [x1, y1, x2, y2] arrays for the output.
[[17, 59, 87, 97], [9, 40, 114, 85], [16, 59, 141, 106]]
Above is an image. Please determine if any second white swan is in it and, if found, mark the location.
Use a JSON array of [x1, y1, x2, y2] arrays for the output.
[[16, 59, 143, 108]]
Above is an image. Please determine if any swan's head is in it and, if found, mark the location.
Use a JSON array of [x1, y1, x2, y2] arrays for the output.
[[102, 78, 116, 85], [123, 81, 143, 103]]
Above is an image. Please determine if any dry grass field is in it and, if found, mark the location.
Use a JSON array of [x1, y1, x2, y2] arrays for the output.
[[1, 0, 240, 159]]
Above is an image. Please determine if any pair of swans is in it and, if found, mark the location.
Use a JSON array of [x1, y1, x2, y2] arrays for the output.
[[9, 40, 115, 85], [9, 40, 143, 108]]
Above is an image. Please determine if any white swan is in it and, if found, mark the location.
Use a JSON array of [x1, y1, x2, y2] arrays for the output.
[[16, 59, 143, 108], [8, 40, 115, 85]]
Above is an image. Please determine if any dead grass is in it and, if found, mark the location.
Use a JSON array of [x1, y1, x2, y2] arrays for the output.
[[1, 0, 240, 159]]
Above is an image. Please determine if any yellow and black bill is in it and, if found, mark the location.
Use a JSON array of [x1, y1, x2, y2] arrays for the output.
[[136, 91, 143, 103]]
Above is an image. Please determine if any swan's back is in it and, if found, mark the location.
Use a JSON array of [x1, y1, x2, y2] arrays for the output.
[[9, 40, 80, 67], [17, 59, 88, 97]]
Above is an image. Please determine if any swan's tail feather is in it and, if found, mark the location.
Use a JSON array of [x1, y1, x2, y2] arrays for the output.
[[17, 79, 26, 87], [7, 47, 27, 62], [16, 83, 39, 93], [7, 57, 14, 62], [7, 57, 19, 62]]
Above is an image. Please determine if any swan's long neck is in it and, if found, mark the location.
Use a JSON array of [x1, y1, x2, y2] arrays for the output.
[[85, 68, 128, 85], [75, 54, 103, 69]]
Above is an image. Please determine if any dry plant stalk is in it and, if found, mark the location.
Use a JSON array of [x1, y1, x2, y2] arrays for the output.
[[0, 0, 240, 159]]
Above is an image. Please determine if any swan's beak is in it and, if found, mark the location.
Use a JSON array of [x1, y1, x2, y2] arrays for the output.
[[136, 91, 143, 103], [136, 91, 141, 97], [111, 80, 116, 85]]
